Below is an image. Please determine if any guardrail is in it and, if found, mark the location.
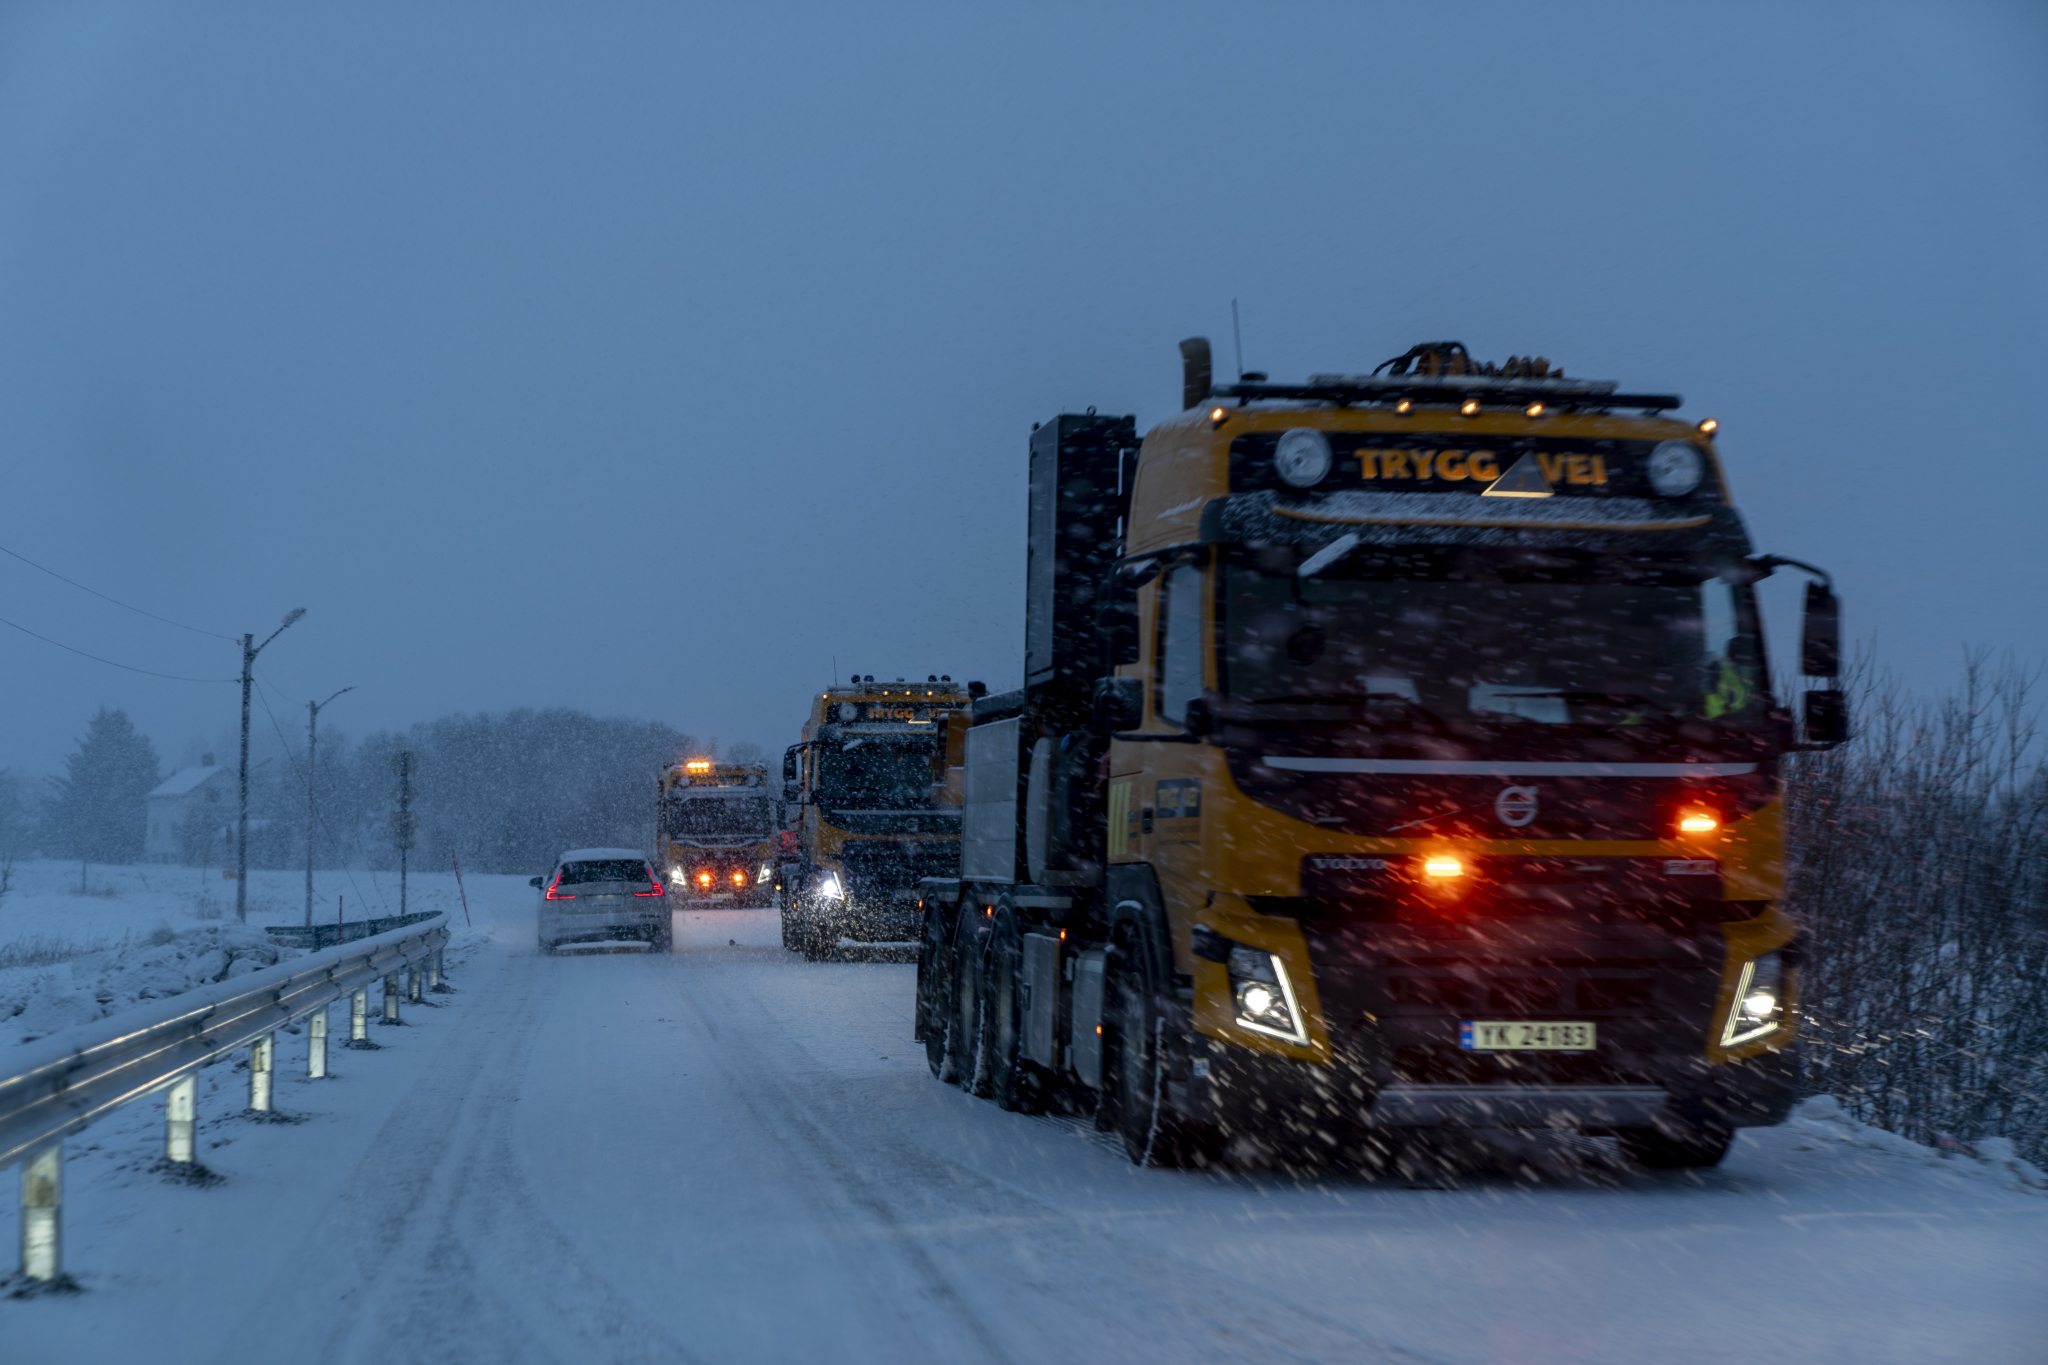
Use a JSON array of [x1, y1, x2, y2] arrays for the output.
[[0, 911, 451, 1290]]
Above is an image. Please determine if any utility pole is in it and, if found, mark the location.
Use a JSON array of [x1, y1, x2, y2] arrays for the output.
[[237, 608, 306, 924], [391, 751, 418, 918], [304, 686, 355, 927]]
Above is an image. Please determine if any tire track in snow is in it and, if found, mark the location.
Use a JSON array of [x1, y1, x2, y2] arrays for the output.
[[240, 942, 705, 1365], [667, 959, 1440, 1365]]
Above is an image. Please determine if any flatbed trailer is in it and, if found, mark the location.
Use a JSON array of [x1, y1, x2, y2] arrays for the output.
[[916, 339, 1846, 1167]]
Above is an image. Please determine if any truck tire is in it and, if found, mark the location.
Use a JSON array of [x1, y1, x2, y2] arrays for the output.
[[1103, 937, 1220, 1168], [919, 906, 954, 1082], [979, 906, 1045, 1114], [1617, 1121, 1733, 1169], [948, 903, 990, 1096], [779, 903, 802, 953]]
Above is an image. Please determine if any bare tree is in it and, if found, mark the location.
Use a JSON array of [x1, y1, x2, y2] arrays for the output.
[[1787, 653, 2048, 1162]]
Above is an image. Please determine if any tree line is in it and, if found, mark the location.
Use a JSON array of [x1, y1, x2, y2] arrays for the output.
[[0, 706, 738, 877]]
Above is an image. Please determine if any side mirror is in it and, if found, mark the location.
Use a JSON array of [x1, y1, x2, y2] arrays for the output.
[[1092, 677, 1143, 733], [1804, 689, 1849, 747], [1182, 695, 1213, 739], [529, 875, 544, 889], [1801, 582, 1841, 678], [783, 781, 799, 803]]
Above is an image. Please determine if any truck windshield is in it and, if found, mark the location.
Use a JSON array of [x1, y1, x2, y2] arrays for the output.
[[1220, 552, 1768, 731], [817, 737, 935, 809], [666, 796, 773, 840]]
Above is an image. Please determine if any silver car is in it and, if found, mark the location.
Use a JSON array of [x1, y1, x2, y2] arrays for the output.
[[530, 847, 672, 954]]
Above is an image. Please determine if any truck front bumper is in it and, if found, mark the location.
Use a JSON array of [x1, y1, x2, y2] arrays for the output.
[[1179, 1035, 1798, 1135]]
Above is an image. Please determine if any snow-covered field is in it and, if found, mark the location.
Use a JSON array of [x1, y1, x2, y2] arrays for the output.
[[2, 862, 2044, 1364]]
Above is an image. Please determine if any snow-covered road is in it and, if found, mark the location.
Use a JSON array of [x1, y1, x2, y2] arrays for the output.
[[8, 883, 2046, 1364]]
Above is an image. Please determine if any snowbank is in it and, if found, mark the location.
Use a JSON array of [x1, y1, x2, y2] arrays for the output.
[[1, 923, 300, 1047], [1784, 1094, 2048, 1194]]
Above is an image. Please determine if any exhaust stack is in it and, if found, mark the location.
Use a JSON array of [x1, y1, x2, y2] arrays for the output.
[[1179, 337, 1212, 411]]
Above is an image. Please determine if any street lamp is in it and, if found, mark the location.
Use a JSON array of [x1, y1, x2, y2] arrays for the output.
[[236, 608, 305, 923], [305, 685, 355, 927]]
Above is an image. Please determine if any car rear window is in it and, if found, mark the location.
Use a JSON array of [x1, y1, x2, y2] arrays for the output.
[[558, 859, 650, 885]]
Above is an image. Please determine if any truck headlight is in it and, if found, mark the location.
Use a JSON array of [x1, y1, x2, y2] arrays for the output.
[[1227, 944, 1310, 1046], [817, 872, 844, 901], [1274, 428, 1333, 488], [1721, 950, 1787, 1046]]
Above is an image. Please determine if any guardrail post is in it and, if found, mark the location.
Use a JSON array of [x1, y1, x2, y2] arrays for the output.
[[307, 1006, 328, 1079], [19, 1142, 61, 1284], [350, 986, 370, 1044], [431, 947, 453, 993], [165, 1074, 197, 1164], [426, 951, 441, 990], [382, 972, 401, 1024], [249, 1032, 275, 1113], [408, 964, 422, 1003]]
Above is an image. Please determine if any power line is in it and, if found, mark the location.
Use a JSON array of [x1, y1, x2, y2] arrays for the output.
[[0, 612, 236, 682], [0, 541, 235, 641]]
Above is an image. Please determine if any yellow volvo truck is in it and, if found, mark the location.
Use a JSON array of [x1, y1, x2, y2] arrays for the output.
[[916, 339, 1846, 1168], [780, 676, 973, 960], [658, 760, 778, 907]]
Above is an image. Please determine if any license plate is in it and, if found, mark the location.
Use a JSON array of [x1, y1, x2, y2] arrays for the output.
[[1460, 1020, 1596, 1051]]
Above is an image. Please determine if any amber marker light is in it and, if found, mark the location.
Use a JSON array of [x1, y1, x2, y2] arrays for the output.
[[685, 759, 712, 773], [1459, 398, 1481, 417], [1395, 399, 1414, 415], [1525, 402, 1546, 418], [1678, 811, 1720, 834], [696, 870, 713, 887], [1423, 856, 1465, 878], [1697, 418, 1719, 436]]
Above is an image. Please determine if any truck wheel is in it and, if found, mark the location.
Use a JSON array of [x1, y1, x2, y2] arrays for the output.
[[948, 904, 990, 1096], [779, 903, 802, 953], [800, 903, 835, 961], [919, 906, 954, 1081], [980, 907, 1044, 1114], [1104, 940, 1219, 1168], [1617, 1122, 1733, 1169]]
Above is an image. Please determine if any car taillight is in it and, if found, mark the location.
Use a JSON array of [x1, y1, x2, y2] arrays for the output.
[[544, 872, 576, 900], [636, 867, 665, 897]]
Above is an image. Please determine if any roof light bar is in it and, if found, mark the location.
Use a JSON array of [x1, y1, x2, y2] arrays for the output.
[[1210, 373, 1682, 412]]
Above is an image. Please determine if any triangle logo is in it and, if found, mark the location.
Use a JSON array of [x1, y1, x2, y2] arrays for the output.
[[1481, 453, 1554, 498]]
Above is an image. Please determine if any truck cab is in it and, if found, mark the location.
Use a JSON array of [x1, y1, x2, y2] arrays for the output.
[[780, 676, 971, 959], [917, 340, 1845, 1169], [657, 760, 776, 908]]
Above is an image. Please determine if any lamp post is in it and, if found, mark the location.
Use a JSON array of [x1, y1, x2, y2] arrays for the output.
[[236, 608, 305, 923], [304, 686, 355, 927]]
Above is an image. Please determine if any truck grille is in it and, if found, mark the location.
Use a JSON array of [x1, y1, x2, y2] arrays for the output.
[[837, 839, 961, 898]]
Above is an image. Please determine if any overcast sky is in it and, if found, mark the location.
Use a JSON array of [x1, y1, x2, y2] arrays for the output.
[[1, 2, 2043, 779]]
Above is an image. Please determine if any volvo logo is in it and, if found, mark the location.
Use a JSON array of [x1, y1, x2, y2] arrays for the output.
[[1495, 785, 1539, 827]]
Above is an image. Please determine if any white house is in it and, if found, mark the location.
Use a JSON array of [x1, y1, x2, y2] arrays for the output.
[[145, 761, 232, 863]]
